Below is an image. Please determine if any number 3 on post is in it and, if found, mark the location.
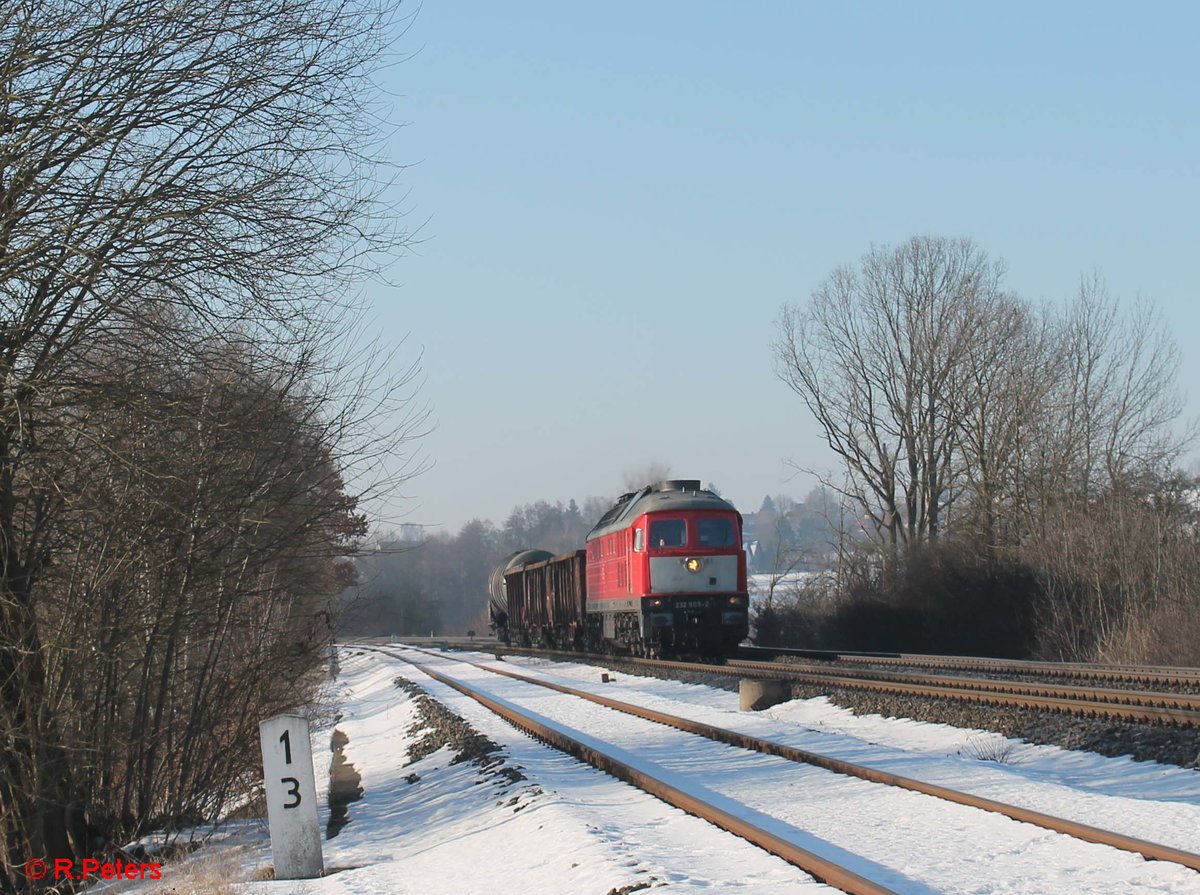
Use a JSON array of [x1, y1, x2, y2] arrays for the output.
[[281, 776, 301, 808]]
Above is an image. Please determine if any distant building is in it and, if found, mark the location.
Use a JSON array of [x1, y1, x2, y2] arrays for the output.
[[741, 512, 759, 558]]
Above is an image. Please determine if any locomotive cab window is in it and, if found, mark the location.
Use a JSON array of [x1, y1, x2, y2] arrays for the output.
[[698, 517, 735, 547], [649, 518, 686, 548], [634, 528, 644, 552]]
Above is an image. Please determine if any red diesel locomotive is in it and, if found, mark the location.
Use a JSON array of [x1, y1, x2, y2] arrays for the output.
[[487, 480, 749, 656]]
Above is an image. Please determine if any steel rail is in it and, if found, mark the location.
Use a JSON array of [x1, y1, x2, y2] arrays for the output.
[[366, 639, 1200, 685], [740, 646, 1200, 686], [645, 657, 1200, 726], [845, 654, 1200, 683], [379, 644, 1200, 875], [374, 639, 1200, 726], [725, 659, 1200, 712], [376, 646, 900, 895]]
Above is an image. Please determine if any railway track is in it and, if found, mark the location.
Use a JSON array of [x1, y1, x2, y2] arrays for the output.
[[358, 643, 1200, 894], [368, 644, 896, 895], [740, 645, 1200, 688], [719, 658, 1200, 725], [391, 638, 1200, 727]]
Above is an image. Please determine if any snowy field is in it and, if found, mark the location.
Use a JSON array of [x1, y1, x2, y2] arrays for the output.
[[114, 646, 1200, 894], [748, 571, 822, 597]]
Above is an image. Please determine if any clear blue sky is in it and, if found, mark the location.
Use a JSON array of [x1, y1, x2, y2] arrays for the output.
[[365, 1, 1200, 532]]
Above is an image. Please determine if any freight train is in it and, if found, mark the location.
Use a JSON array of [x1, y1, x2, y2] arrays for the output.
[[487, 480, 749, 657]]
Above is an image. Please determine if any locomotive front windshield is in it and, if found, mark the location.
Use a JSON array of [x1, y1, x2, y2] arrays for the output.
[[648, 516, 736, 548], [649, 518, 686, 548], [698, 517, 735, 547]]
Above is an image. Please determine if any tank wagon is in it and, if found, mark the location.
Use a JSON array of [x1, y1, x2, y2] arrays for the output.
[[488, 480, 749, 656]]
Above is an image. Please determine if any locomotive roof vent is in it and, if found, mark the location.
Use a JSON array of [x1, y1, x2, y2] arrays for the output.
[[651, 479, 702, 492]]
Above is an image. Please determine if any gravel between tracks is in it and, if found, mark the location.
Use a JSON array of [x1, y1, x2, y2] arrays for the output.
[[603, 661, 1200, 770]]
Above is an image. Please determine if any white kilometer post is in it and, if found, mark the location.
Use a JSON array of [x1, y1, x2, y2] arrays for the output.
[[259, 714, 324, 879]]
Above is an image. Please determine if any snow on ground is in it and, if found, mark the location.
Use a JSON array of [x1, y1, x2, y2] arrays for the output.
[[130, 649, 835, 895], [115, 646, 1200, 895], [249, 649, 832, 895], [488, 651, 1200, 852], [748, 571, 822, 600], [380, 648, 1200, 895]]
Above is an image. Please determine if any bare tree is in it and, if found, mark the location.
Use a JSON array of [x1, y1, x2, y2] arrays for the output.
[[1018, 281, 1194, 661], [1053, 278, 1190, 499], [20, 299, 408, 850], [0, 0, 406, 885], [948, 295, 1053, 551], [773, 238, 1196, 662], [760, 510, 809, 612], [773, 236, 1007, 556]]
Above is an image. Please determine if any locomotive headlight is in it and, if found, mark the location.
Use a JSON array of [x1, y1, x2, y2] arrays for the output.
[[685, 558, 702, 573], [728, 595, 745, 606]]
